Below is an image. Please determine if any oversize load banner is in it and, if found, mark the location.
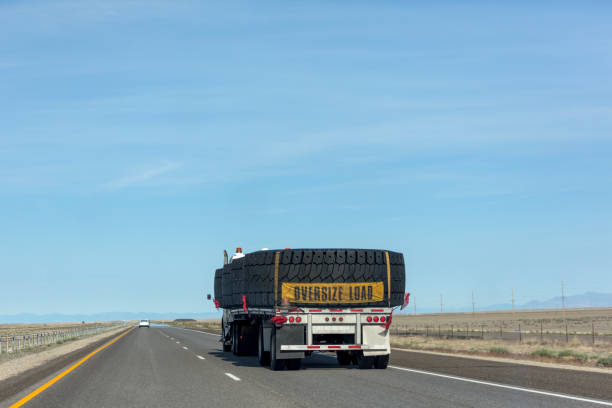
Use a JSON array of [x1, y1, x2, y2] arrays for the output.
[[281, 282, 384, 304]]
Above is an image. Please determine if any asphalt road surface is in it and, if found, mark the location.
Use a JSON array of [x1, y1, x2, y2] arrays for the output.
[[2, 326, 611, 408]]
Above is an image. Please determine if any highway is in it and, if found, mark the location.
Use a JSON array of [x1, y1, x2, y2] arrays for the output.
[[2, 327, 611, 408]]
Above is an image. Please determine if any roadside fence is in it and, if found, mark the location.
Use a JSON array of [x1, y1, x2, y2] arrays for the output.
[[0, 324, 126, 354], [390, 321, 612, 345]]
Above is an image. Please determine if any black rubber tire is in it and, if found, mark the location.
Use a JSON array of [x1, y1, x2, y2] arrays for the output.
[[336, 351, 352, 365], [231, 324, 237, 355], [357, 354, 374, 369], [374, 354, 389, 369], [222, 264, 233, 308], [234, 323, 249, 356], [258, 325, 270, 366], [222, 320, 231, 352], [221, 249, 405, 309], [286, 358, 302, 371], [214, 268, 223, 306], [270, 328, 285, 371]]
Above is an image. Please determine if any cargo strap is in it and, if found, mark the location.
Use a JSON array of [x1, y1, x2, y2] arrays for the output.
[[385, 251, 391, 307], [274, 251, 281, 306]]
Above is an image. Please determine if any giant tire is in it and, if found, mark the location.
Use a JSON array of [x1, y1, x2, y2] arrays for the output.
[[220, 249, 405, 309]]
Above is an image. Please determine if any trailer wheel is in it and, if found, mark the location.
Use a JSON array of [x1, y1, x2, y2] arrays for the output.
[[357, 354, 374, 369], [258, 325, 270, 366], [222, 319, 231, 352], [336, 351, 351, 366], [231, 324, 238, 355], [374, 354, 389, 369], [286, 358, 302, 371], [270, 328, 285, 371]]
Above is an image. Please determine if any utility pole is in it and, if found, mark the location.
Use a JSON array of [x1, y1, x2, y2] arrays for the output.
[[562, 281, 566, 323], [472, 289, 475, 314], [413, 296, 416, 315], [440, 293, 443, 314], [512, 288, 515, 317]]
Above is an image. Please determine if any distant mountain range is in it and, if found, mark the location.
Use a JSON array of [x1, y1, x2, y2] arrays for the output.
[[2, 292, 611, 323], [400, 291, 612, 314], [481, 291, 612, 312]]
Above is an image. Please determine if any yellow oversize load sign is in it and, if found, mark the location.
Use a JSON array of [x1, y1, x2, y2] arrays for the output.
[[281, 282, 384, 304]]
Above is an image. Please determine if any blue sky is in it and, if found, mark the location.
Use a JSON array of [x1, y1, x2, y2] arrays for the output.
[[1, 1, 611, 316]]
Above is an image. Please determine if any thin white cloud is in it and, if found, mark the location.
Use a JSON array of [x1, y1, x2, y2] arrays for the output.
[[100, 162, 181, 191]]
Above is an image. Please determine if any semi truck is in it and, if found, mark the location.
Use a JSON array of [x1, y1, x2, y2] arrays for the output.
[[213, 247, 406, 371]]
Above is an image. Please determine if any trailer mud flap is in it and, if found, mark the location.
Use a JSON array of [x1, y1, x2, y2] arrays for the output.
[[276, 325, 305, 360]]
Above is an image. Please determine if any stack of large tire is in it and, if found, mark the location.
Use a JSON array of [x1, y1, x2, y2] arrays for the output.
[[213, 249, 405, 309]]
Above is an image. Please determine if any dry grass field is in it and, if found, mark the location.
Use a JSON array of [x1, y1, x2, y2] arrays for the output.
[[0, 321, 120, 337], [392, 307, 612, 335], [157, 319, 221, 331], [391, 308, 612, 368]]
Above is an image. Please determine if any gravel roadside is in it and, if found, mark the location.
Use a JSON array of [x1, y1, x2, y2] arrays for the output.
[[0, 326, 127, 382]]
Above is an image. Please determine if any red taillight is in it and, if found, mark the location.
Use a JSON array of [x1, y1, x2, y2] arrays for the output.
[[374, 316, 379, 322], [289, 316, 295, 323], [367, 316, 372, 322], [380, 316, 386, 322], [325, 317, 329, 322], [296, 317, 302, 323], [339, 317, 343, 322], [332, 317, 336, 322]]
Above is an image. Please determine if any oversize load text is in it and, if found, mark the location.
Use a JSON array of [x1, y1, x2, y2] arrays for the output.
[[281, 282, 384, 303]]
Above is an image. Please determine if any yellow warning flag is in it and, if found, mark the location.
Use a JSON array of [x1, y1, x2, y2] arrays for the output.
[[281, 282, 384, 304]]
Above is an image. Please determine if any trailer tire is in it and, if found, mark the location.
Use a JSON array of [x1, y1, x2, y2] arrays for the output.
[[231, 324, 238, 355], [270, 328, 285, 371], [357, 354, 374, 369], [336, 351, 352, 366], [222, 322, 231, 352], [258, 325, 270, 366], [286, 358, 302, 370], [374, 354, 389, 369]]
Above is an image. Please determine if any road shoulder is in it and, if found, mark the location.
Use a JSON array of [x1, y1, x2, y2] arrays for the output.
[[0, 327, 130, 404]]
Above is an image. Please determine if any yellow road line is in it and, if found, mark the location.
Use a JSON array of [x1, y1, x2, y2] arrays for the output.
[[9, 328, 134, 408]]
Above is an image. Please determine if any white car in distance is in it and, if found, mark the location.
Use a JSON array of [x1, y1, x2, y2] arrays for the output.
[[138, 319, 150, 328]]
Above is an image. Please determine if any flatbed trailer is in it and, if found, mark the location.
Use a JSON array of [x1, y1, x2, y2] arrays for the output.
[[222, 305, 392, 370]]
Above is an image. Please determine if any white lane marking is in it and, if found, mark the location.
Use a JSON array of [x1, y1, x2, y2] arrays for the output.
[[224, 373, 241, 381], [180, 328, 220, 336], [389, 365, 612, 406], [197, 355, 205, 360], [182, 346, 188, 350]]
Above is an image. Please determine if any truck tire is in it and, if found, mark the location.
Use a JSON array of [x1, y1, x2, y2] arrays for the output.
[[222, 265, 233, 308], [214, 268, 223, 306], [231, 324, 238, 355], [374, 354, 389, 369], [286, 358, 302, 371], [270, 328, 285, 371], [225, 249, 405, 309], [336, 351, 352, 366], [258, 325, 270, 366], [357, 354, 373, 369], [221, 319, 231, 352]]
